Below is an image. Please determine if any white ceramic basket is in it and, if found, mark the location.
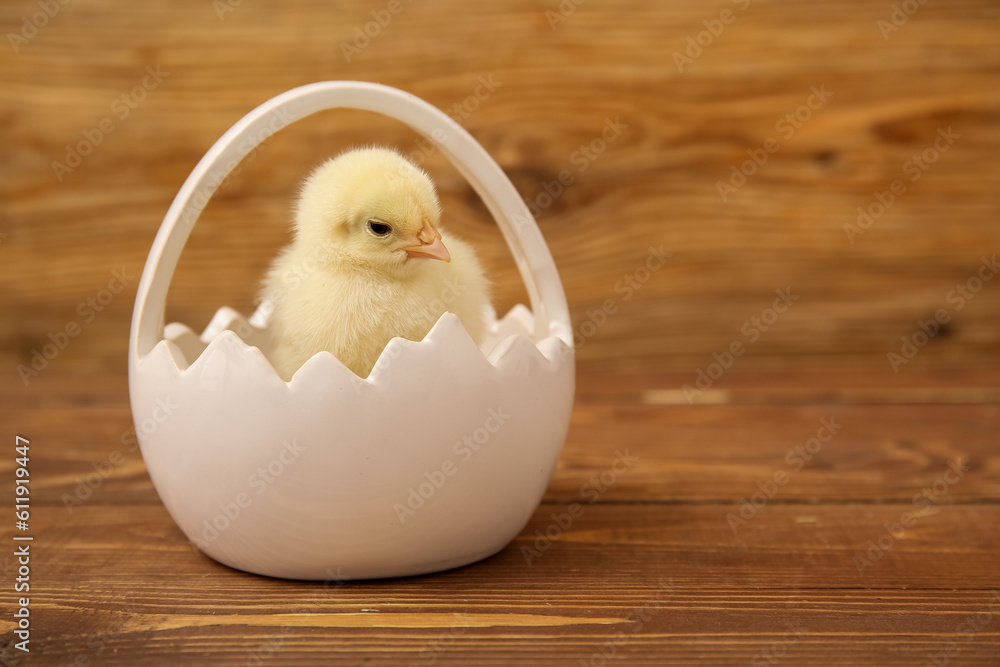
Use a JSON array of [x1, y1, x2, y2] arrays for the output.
[[127, 81, 575, 580]]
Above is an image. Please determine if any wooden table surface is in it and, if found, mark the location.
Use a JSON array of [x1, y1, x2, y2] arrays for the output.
[[1, 368, 999, 665]]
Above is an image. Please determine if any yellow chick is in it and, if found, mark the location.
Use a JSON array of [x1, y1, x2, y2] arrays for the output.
[[261, 147, 491, 380]]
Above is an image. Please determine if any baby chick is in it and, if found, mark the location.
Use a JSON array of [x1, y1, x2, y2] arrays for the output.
[[261, 147, 491, 380]]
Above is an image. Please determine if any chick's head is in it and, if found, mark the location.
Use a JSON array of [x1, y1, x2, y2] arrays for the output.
[[294, 147, 450, 278]]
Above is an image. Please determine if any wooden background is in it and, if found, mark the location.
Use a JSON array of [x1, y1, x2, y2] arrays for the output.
[[2, 369, 998, 667], [1, 1, 999, 665], [1, 0, 998, 375]]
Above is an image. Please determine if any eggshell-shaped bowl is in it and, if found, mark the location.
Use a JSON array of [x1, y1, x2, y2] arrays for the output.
[[128, 81, 575, 580]]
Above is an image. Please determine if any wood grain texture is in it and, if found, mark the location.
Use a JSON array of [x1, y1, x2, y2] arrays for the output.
[[1, 0, 999, 374], [1, 369, 999, 665], [5, 370, 1000, 508]]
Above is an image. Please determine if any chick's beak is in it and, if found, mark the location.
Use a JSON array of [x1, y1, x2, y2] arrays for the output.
[[403, 223, 451, 263]]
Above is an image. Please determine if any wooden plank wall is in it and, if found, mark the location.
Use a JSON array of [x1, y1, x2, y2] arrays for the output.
[[1, 0, 998, 375]]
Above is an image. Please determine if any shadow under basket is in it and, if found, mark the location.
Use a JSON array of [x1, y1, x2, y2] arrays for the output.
[[127, 81, 575, 580]]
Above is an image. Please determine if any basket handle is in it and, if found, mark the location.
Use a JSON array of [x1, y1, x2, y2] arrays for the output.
[[128, 81, 572, 362]]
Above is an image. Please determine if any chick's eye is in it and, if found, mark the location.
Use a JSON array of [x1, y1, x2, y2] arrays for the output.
[[366, 220, 392, 238]]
